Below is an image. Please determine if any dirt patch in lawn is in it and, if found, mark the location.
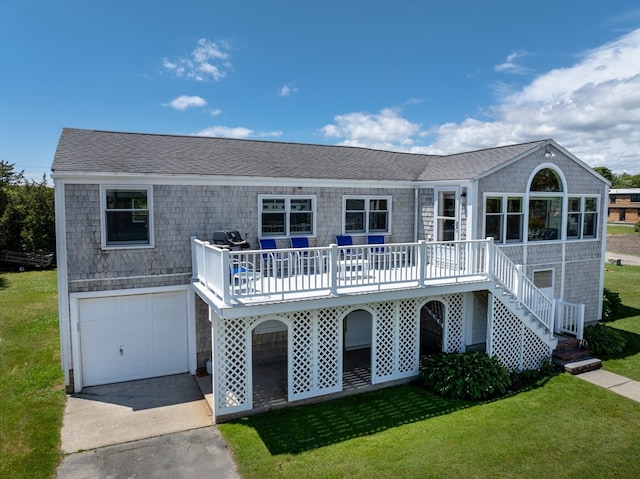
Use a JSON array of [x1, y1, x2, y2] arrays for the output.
[[607, 234, 640, 256]]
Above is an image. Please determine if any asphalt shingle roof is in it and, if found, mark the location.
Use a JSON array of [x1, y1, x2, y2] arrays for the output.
[[52, 128, 548, 182]]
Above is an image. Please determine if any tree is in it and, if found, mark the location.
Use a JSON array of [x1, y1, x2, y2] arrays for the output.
[[0, 163, 55, 254], [593, 166, 614, 184]]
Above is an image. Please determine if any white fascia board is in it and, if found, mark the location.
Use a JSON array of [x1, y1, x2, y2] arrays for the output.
[[51, 171, 414, 189], [413, 179, 473, 189]]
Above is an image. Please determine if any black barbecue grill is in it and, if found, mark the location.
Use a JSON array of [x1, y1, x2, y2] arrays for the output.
[[212, 230, 251, 250]]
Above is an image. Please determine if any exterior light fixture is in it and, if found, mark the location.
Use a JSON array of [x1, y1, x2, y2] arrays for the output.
[[544, 148, 556, 158]]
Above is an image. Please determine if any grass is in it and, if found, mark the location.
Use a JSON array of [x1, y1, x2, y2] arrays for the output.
[[0, 270, 65, 479], [607, 223, 638, 235], [219, 377, 640, 478], [602, 263, 640, 381]]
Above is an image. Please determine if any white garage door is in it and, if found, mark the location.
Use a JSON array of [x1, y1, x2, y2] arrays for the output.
[[79, 290, 188, 387]]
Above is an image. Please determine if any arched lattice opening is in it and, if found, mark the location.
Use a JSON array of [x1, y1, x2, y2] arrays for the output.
[[420, 300, 445, 356], [251, 319, 288, 407], [342, 309, 372, 388]]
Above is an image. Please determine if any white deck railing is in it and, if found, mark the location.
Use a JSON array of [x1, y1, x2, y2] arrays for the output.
[[191, 236, 584, 338], [556, 301, 586, 340]]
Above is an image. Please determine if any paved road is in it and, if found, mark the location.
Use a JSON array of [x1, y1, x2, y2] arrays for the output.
[[605, 251, 640, 267]]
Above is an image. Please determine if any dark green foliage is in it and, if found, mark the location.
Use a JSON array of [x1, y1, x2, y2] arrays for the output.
[[583, 323, 626, 356], [602, 288, 623, 322], [421, 351, 512, 400], [635, 220, 640, 233], [509, 358, 557, 388], [0, 170, 55, 255]]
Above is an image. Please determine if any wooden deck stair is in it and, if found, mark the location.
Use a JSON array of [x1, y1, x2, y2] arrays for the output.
[[552, 336, 602, 374]]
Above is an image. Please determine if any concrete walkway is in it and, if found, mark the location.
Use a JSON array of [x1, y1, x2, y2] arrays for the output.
[[57, 374, 239, 479], [575, 369, 640, 402]]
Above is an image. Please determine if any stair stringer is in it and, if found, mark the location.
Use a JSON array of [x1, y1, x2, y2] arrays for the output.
[[487, 282, 558, 370]]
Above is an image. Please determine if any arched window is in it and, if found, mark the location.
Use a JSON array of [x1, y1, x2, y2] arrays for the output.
[[528, 168, 564, 241]]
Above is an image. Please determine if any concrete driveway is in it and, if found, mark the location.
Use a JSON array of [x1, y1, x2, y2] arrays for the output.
[[57, 374, 239, 478]]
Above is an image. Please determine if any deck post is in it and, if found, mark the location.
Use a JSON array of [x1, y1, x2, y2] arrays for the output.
[[418, 240, 427, 286], [329, 243, 338, 295], [221, 248, 231, 304], [486, 237, 495, 280]]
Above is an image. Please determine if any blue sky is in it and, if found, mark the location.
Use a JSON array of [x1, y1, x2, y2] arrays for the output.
[[1, 0, 639, 182]]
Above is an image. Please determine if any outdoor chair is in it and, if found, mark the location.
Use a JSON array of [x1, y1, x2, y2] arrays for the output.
[[290, 237, 322, 273], [336, 235, 362, 259], [258, 238, 289, 276], [230, 260, 260, 293]]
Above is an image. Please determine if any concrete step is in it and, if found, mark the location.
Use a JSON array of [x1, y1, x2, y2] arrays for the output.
[[563, 357, 602, 375]]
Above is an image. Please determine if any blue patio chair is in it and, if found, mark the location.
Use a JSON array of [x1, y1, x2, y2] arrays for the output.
[[336, 235, 362, 259], [367, 235, 385, 252], [230, 260, 259, 292], [259, 238, 289, 276], [290, 237, 312, 273]]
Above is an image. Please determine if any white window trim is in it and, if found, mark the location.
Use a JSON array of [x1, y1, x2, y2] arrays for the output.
[[100, 185, 154, 250], [341, 195, 392, 235], [483, 193, 525, 244], [567, 195, 600, 240], [258, 194, 317, 238], [532, 268, 555, 298]]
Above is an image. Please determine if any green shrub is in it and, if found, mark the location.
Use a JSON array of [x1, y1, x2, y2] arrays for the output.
[[635, 220, 640, 233], [583, 323, 626, 356], [421, 351, 511, 400], [509, 358, 557, 388], [602, 288, 622, 322]]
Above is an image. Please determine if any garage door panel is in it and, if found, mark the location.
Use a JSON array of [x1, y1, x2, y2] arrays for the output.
[[83, 341, 121, 365], [82, 319, 120, 342], [79, 297, 120, 321], [152, 314, 185, 335], [122, 316, 151, 338], [79, 291, 188, 387], [152, 293, 184, 314], [121, 295, 150, 316]]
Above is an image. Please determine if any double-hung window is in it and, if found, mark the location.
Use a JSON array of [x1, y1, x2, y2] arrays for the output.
[[484, 195, 523, 243], [101, 186, 153, 248], [343, 196, 391, 234], [567, 196, 598, 239], [259, 195, 315, 237]]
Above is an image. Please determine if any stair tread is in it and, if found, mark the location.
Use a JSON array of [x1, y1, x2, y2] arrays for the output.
[[553, 348, 591, 361], [564, 357, 602, 375]]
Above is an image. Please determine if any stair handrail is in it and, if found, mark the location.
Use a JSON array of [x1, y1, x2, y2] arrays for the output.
[[490, 242, 555, 333]]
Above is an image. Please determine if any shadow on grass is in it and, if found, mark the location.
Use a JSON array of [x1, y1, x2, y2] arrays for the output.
[[229, 378, 553, 456], [599, 323, 640, 361]]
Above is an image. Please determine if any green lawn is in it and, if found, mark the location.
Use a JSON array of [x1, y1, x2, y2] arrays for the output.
[[0, 270, 65, 479], [607, 224, 637, 235], [219, 376, 640, 478], [602, 263, 640, 381]]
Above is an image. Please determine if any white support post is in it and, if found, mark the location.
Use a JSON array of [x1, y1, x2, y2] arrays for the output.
[[221, 248, 230, 304], [329, 243, 338, 296], [418, 240, 427, 286], [486, 237, 495, 280]]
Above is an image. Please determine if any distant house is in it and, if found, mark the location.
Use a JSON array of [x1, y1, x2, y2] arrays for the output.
[[52, 129, 609, 421], [608, 189, 640, 225]]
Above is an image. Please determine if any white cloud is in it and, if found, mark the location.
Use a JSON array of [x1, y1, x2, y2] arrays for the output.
[[320, 108, 423, 151], [163, 38, 232, 82], [494, 51, 530, 74], [194, 126, 282, 139], [320, 29, 640, 173], [278, 85, 299, 97], [429, 28, 640, 172], [166, 95, 207, 110], [209, 108, 222, 116]]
